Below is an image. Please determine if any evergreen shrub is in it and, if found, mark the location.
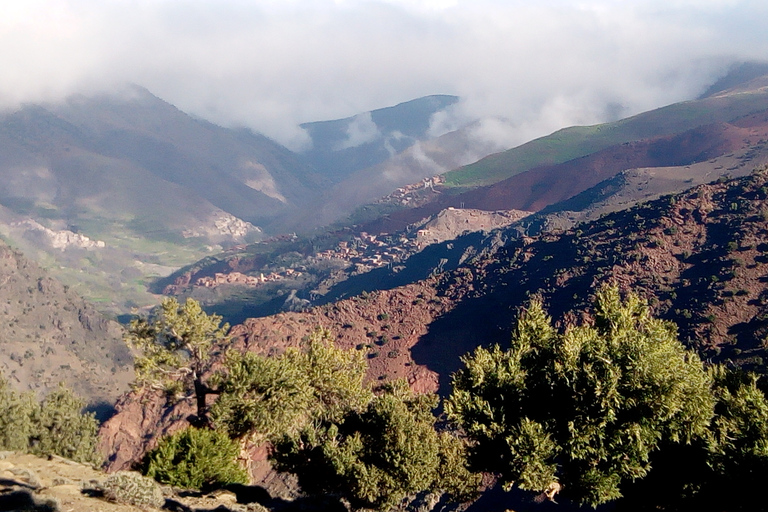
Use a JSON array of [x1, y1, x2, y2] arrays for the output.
[[142, 427, 248, 490]]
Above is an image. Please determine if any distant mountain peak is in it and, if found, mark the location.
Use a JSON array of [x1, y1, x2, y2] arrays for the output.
[[299, 94, 459, 133], [298, 94, 461, 183], [698, 61, 768, 99]]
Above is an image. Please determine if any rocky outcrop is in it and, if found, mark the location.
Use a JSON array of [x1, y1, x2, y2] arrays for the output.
[[413, 207, 532, 247], [182, 212, 262, 242], [13, 219, 106, 251], [98, 388, 195, 472], [0, 451, 282, 512]]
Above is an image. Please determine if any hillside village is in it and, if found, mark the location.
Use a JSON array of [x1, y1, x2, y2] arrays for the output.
[[194, 206, 532, 290], [377, 174, 446, 206]]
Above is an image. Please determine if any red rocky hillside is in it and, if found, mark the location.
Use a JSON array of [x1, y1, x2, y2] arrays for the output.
[[100, 167, 768, 483]]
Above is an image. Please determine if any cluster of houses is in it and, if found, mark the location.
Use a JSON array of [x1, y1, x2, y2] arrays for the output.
[[378, 175, 445, 205], [196, 229, 426, 290], [195, 268, 303, 288], [313, 232, 415, 271]]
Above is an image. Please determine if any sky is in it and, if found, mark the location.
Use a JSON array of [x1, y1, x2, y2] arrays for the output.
[[1, 0, 767, 151]]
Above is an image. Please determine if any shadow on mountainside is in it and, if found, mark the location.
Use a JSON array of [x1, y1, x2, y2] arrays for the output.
[[409, 236, 591, 396]]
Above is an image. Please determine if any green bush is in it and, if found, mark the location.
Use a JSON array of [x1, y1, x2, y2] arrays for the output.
[[0, 376, 100, 465], [210, 351, 313, 439], [142, 427, 248, 490], [0, 377, 35, 452], [273, 381, 479, 511], [210, 329, 372, 441], [446, 286, 714, 507], [32, 385, 101, 465]]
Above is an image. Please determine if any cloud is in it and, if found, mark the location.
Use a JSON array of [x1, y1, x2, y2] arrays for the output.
[[467, 118, 520, 150], [335, 112, 381, 150], [0, 0, 766, 151]]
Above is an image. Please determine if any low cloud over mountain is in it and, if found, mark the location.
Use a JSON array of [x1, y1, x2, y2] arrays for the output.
[[1, 1, 767, 151]]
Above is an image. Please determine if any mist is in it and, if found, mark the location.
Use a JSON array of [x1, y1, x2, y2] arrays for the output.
[[1, 0, 766, 151]]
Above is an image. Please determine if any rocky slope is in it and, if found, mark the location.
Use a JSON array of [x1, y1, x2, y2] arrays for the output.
[[0, 239, 132, 410]]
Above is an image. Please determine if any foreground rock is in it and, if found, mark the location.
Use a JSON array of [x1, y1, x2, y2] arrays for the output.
[[0, 452, 277, 512]]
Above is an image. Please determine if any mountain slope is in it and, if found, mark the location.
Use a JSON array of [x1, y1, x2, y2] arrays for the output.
[[280, 118, 517, 232], [350, 96, 768, 236], [0, 86, 330, 313], [42, 86, 327, 224], [443, 73, 768, 189], [451, 115, 768, 212], [307, 67, 768, 243], [0, 239, 132, 410], [101, 168, 768, 475]]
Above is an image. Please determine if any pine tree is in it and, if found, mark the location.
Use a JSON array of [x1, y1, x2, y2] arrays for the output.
[[273, 380, 479, 511], [445, 286, 714, 507], [125, 297, 229, 424]]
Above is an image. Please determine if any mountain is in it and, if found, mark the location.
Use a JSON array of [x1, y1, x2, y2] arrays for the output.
[[159, 72, 768, 321], [0, 89, 509, 314], [2, 86, 325, 227], [0, 85, 330, 314], [279, 117, 519, 232], [441, 112, 768, 211], [4, 67, 767, 319], [340, 70, 768, 236], [698, 61, 768, 99], [299, 95, 459, 183], [0, 238, 132, 412], [272, 95, 523, 232], [100, 169, 768, 499], [273, 64, 768, 233], [444, 69, 768, 190]]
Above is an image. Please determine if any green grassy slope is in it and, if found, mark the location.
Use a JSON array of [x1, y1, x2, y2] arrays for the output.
[[444, 90, 768, 189]]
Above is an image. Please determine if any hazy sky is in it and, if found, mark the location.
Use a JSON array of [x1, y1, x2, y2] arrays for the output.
[[2, 0, 767, 150]]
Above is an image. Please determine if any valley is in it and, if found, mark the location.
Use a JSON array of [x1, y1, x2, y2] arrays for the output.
[[156, 76, 768, 327], [5, 63, 768, 511], [0, 90, 478, 316], [98, 166, 768, 511]]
